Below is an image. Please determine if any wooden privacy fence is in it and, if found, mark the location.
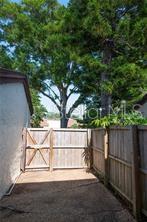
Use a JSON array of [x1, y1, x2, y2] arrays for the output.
[[91, 126, 147, 218], [22, 128, 89, 171], [21, 126, 146, 218]]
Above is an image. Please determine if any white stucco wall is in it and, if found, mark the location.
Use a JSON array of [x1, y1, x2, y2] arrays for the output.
[[0, 83, 30, 198], [138, 102, 147, 117]]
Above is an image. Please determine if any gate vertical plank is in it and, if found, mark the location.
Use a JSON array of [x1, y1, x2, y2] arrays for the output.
[[50, 128, 54, 172], [87, 129, 92, 169], [104, 129, 109, 186]]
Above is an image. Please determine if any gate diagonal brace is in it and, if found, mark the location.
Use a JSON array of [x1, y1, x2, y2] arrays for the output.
[[26, 130, 51, 166]]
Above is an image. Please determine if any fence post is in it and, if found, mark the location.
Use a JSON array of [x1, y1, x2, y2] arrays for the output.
[[20, 128, 27, 172], [87, 129, 92, 169], [131, 126, 141, 220], [50, 128, 54, 172], [104, 129, 109, 186]]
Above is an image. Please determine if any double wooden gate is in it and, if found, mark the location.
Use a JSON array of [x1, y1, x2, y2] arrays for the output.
[[21, 128, 89, 171]]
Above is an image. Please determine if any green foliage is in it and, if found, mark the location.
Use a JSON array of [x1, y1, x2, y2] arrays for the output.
[[31, 89, 48, 127], [67, 0, 147, 109], [100, 81, 114, 94], [77, 95, 100, 128], [0, 46, 12, 68], [91, 112, 147, 128], [70, 123, 79, 129], [110, 59, 147, 106]]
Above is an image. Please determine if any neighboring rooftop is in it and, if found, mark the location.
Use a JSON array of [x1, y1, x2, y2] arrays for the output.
[[0, 68, 33, 115]]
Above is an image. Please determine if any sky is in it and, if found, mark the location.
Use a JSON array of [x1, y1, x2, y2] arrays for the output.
[[12, 0, 69, 6], [59, 0, 69, 6]]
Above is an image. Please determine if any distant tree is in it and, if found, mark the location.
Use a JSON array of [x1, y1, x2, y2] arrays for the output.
[[47, 112, 60, 120], [31, 89, 48, 127]]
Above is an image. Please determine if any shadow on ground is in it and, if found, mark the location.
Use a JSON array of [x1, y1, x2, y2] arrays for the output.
[[0, 169, 135, 222]]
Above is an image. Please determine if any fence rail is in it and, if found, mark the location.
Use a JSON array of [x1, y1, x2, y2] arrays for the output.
[[91, 126, 147, 219]]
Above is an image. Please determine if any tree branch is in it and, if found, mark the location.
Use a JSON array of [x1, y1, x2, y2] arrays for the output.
[[67, 86, 78, 99], [118, 6, 137, 20], [67, 95, 84, 117], [43, 81, 60, 103], [40, 90, 60, 111]]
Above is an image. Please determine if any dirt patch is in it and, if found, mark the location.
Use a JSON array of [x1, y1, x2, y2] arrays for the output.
[[0, 169, 135, 222]]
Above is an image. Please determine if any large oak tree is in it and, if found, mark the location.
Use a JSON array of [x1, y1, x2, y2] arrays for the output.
[[0, 0, 86, 127]]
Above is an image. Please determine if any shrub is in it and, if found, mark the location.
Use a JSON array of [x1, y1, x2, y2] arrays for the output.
[[91, 112, 147, 128]]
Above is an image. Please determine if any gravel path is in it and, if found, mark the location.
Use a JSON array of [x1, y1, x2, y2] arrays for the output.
[[0, 169, 135, 222]]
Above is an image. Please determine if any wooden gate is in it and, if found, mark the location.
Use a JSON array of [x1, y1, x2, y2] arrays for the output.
[[23, 128, 89, 171], [24, 128, 53, 170]]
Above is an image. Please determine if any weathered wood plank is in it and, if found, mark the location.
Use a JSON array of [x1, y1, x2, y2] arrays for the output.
[[138, 127, 147, 216], [131, 126, 141, 219]]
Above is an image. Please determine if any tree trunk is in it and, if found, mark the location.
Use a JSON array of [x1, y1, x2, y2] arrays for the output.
[[60, 111, 68, 128], [101, 39, 113, 117], [101, 91, 112, 117], [59, 87, 69, 128]]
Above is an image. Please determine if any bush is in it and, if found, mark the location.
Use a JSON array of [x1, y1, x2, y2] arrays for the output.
[[91, 112, 147, 128]]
